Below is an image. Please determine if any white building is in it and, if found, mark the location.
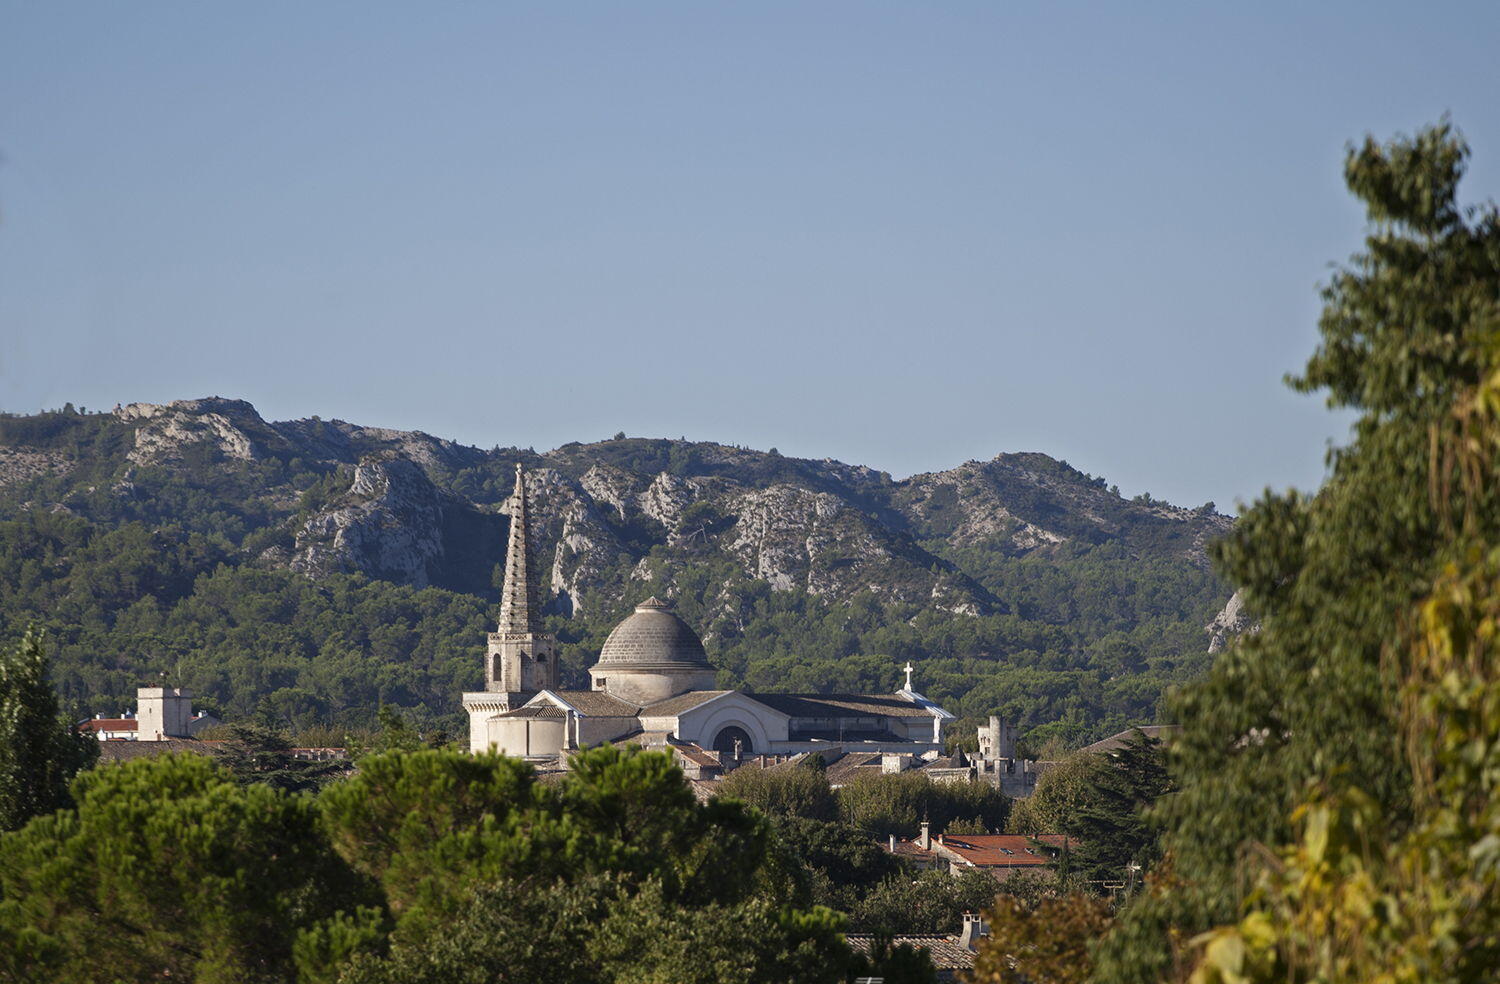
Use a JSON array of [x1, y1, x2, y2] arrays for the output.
[[81, 688, 218, 741], [463, 467, 954, 762]]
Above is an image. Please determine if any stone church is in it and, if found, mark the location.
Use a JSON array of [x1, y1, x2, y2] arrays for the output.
[[463, 466, 954, 762]]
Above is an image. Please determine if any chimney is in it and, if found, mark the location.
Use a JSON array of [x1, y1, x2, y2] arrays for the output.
[[959, 912, 990, 951], [918, 819, 931, 850]]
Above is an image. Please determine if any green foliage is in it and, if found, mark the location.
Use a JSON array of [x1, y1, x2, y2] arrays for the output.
[[845, 935, 940, 984], [1007, 733, 1171, 885], [590, 879, 851, 984], [2, 745, 860, 982], [717, 762, 839, 821], [0, 753, 379, 984], [1096, 121, 1500, 981], [212, 721, 349, 792], [317, 748, 546, 936], [335, 876, 613, 984], [1067, 731, 1171, 884], [769, 815, 904, 912], [848, 867, 1002, 934], [0, 629, 96, 832], [970, 892, 1113, 984], [836, 771, 1008, 837]]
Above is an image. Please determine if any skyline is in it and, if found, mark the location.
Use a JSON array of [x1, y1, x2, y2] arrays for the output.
[[4, 2, 1499, 509]]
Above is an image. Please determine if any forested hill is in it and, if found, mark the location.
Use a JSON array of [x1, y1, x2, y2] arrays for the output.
[[0, 397, 1233, 748]]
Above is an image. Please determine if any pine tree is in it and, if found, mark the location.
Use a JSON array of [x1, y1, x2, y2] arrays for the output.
[[0, 628, 97, 831]]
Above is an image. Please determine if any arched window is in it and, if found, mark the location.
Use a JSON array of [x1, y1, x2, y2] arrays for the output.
[[712, 726, 753, 759]]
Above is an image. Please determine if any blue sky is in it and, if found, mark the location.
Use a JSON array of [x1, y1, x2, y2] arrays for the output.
[[3, 2, 1497, 509]]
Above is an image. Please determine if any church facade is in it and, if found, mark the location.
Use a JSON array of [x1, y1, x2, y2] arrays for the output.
[[462, 467, 954, 762]]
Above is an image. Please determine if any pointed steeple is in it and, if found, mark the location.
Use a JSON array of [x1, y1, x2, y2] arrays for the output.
[[497, 463, 543, 636]]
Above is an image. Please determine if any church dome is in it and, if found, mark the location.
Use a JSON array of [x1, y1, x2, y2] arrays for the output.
[[597, 598, 711, 667]]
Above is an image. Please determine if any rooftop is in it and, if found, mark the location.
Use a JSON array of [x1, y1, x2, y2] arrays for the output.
[[546, 691, 642, 717], [845, 934, 976, 974], [748, 693, 936, 719], [936, 833, 1070, 867], [640, 690, 733, 717], [1079, 725, 1180, 755]]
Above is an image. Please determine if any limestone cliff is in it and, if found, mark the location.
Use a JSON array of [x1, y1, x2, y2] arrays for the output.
[[289, 455, 451, 588], [2, 398, 1233, 637], [1205, 590, 1254, 653]]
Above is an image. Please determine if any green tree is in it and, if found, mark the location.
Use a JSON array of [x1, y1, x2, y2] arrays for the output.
[[317, 748, 548, 939], [0, 628, 96, 832], [1067, 731, 1172, 883], [771, 815, 903, 911], [212, 721, 347, 792], [1096, 121, 1500, 980], [0, 753, 380, 984], [590, 878, 851, 984], [335, 876, 611, 984], [717, 762, 838, 821], [1007, 753, 1101, 836], [849, 867, 1001, 934], [845, 935, 940, 984], [836, 772, 1007, 837], [971, 892, 1113, 984]]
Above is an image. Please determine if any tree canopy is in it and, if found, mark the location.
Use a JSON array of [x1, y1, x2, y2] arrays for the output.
[[1095, 121, 1500, 981]]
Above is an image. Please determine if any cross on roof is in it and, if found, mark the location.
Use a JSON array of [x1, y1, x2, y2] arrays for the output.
[[903, 661, 914, 690]]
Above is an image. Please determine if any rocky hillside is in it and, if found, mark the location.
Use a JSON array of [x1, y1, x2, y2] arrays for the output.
[[0, 398, 1235, 746]]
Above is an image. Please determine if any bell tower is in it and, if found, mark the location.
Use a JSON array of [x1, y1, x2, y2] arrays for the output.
[[486, 463, 557, 695]]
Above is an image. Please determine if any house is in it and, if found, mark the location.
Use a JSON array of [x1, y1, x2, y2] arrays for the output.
[[846, 913, 989, 982], [886, 820, 1071, 882]]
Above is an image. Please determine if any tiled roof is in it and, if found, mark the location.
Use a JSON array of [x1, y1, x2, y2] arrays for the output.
[[612, 730, 674, 747], [845, 934, 976, 971], [81, 718, 138, 732], [919, 751, 970, 771], [889, 838, 940, 862], [1079, 725, 1180, 755], [748, 693, 935, 719], [501, 705, 567, 720], [936, 834, 1070, 867], [670, 742, 720, 768], [640, 691, 733, 717], [96, 738, 218, 763], [823, 751, 884, 784], [545, 691, 641, 716]]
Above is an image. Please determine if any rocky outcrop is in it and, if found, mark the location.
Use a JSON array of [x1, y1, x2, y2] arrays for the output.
[[1205, 590, 1254, 653], [289, 455, 449, 588], [3, 398, 1234, 626], [0, 448, 70, 488], [116, 397, 287, 465], [896, 453, 1231, 564]]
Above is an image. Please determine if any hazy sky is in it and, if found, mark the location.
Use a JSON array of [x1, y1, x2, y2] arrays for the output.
[[3, 3, 1497, 509]]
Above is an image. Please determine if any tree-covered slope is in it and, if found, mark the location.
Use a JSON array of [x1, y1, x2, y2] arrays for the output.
[[0, 399, 1232, 746]]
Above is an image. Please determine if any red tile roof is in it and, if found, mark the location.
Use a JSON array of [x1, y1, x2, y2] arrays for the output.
[[935, 834, 1070, 867], [81, 718, 138, 732]]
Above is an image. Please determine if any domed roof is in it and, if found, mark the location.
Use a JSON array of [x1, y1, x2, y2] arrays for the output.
[[596, 598, 711, 667]]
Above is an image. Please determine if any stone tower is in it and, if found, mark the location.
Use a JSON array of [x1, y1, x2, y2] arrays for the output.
[[485, 464, 557, 696]]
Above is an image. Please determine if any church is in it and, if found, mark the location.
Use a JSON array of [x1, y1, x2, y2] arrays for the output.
[[463, 466, 954, 762]]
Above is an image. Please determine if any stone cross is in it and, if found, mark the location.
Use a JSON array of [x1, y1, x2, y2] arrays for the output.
[[903, 661, 914, 690]]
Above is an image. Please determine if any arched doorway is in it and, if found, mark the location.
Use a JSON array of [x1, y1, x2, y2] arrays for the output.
[[712, 725, 753, 761]]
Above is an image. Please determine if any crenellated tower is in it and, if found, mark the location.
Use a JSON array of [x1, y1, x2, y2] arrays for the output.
[[485, 463, 557, 695]]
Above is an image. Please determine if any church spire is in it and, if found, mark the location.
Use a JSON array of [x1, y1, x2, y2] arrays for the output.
[[497, 463, 543, 636]]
